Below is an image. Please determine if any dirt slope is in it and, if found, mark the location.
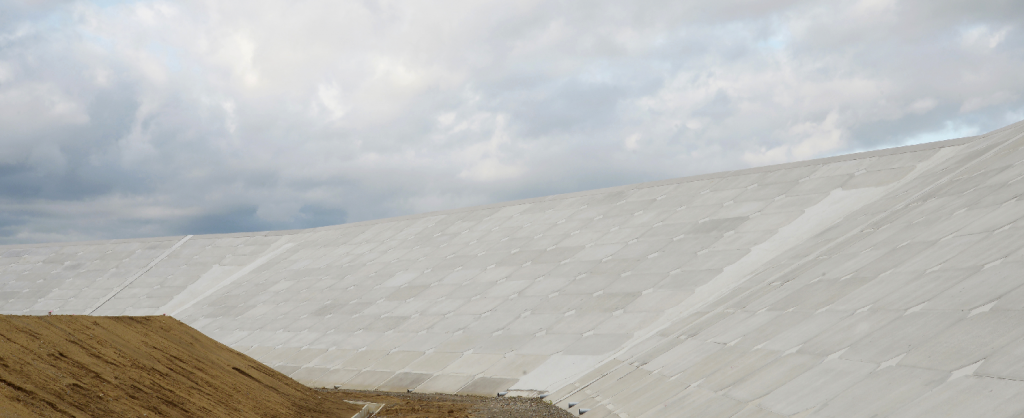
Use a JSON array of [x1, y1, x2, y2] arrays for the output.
[[0, 315, 362, 418]]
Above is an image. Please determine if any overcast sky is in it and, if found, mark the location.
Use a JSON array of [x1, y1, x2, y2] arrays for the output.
[[1, 0, 1023, 244]]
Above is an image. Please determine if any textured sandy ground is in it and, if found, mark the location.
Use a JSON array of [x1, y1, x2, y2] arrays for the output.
[[0, 315, 362, 418]]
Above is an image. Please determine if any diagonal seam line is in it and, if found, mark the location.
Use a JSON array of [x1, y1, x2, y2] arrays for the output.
[[715, 131, 1024, 312], [86, 235, 192, 315], [168, 241, 295, 316], [554, 129, 1024, 405]]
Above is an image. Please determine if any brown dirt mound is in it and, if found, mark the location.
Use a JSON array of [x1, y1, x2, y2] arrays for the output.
[[0, 315, 362, 418]]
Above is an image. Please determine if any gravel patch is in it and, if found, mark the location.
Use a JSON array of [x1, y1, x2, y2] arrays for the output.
[[320, 388, 577, 418]]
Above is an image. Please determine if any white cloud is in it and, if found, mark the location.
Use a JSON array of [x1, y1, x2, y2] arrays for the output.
[[908, 98, 938, 114], [0, 83, 90, 141], [961, 25, 1012, 50], [961, 91, 1018, 113], [624, 133, 641, 151], [457, 114, 526, 182], [0, 61, 13, 83], [316, 83, 349, 121], [743, 111, 847, 166]]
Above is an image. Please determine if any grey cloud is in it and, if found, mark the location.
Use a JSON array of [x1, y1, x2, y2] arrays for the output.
[[0, 0, 1022, 244]]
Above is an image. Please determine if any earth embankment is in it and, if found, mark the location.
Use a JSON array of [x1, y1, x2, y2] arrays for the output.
[[0, 315, 363, 418]]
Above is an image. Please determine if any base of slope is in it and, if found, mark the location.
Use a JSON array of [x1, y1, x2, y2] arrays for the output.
[[323, 389, 574, 418], [0, 315, 574, 418]]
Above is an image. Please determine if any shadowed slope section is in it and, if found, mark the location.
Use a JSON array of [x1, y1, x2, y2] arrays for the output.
[[0, 315, 362, 418]]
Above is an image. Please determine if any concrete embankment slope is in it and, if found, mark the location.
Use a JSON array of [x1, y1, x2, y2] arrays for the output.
[[3, 120, 1024, 417], [0, 315, 362, 417]]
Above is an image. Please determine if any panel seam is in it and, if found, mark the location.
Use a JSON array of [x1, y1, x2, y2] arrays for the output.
[[86, 235, 192, 315]]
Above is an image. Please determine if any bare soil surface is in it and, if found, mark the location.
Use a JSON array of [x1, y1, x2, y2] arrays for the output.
[[0, 315, 360, 418], [321, 389, 575, 418], [0, 315, 575, 418]]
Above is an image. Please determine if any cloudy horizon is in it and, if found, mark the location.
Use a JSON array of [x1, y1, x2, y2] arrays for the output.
[[1, 0, 1023, 244]]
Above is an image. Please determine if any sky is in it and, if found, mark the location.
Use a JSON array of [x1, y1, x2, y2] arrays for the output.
[[1, 0, 1023, 244]]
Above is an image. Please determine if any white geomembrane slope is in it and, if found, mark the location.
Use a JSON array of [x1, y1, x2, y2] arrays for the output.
[[4, 120, 1024, 418]]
